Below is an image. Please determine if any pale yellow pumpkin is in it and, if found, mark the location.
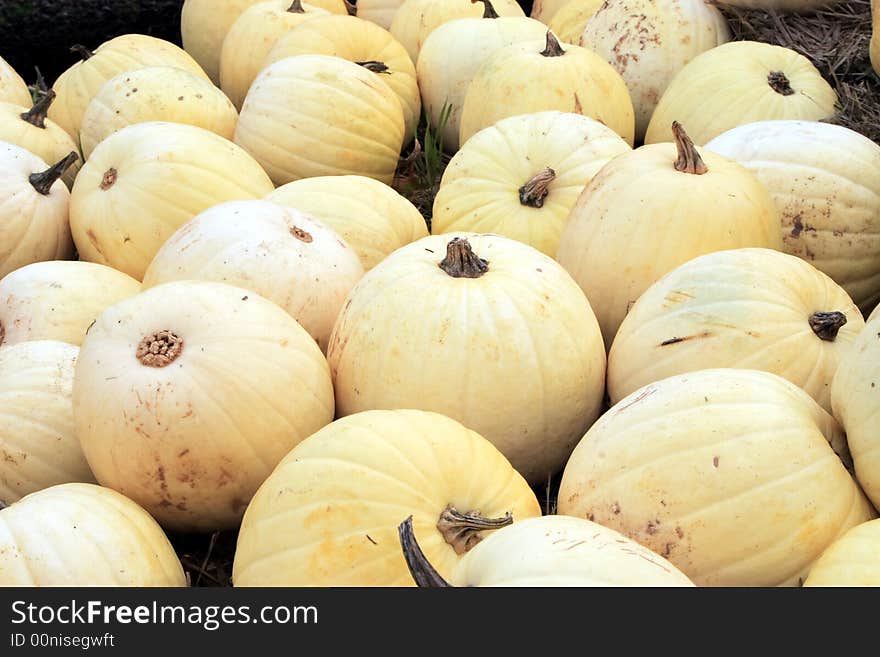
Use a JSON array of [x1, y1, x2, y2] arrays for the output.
[[142, 200, 364, 353], [705, 121, 880, 314], [559, 368, 876, 587], [0, 143, 76, 279], [220, 0, 331, 110], [580, 0, 730, 142], [0, 55, 31, 107], [264, 14, 421, 140], [0, 95, 81, 188], [267, 175, 428, 270], [181, 0, 265, 84], [70, 121, 274, 281], [356, 0, 406, 29], [48, 34, 209, 143], [0, 261, 140, 347], [644, 41, 837, 146], [608, 248, 864, 413], [531, 0, 571, 22], [390, 0, 526, 63], [0, 341, 94, 505], [327, 234, 607, 484], [73, 280, 335, 532], [416, 9, 548, 151], [233, 409, 541, 586], [433, 112, 631, 256], [79, 66, 239, 159], [459, 32, 635, 147], [401, 515, 695, 587], [804, 519, 880, 586], [556, 122, 783, 348], [235, 55, 405, 186], [547, 0, 605, 43], [0, 483, 186, 586]]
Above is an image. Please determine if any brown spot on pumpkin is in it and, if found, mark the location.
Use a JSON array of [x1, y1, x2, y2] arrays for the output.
[[366, 534, 378, 545], [100, 167, 117, 190], [0, 320, 4, 346], [791, 216, 804, 237], [662, 542, 675, 557], [713, 456, 720, 468], [646, 520, 660, 535], [659, 330, 713, 346], [573, 93, 583, 114], [617, 386, 657, 412], [291, 226, 313, 243], [611, 502, 621, 514], [86, 229, 104, 256], [178, 449, 190, 458], [675, 526, 684, 539]]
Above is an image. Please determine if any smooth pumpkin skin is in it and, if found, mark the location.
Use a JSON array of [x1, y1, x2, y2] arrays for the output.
[[830, 314, 880, 510], [79, 66, 239, 159], [804, 519, 880, 586], [327, 233, 607, 484], [608, 248, 864, 413], [559, 369, 876, 587], [265, 14, 421, 140], [0, 341, 95, 505], [356, 0, 406, 29], [219, 0, 331, 110], [579, 0, 730, 142], [644, 41, 837, 146], [416, 15, 548, 152], [142, 200, 364, 353], [73, 281, 335, 532], [0, 261, 140, 347], [48, 34, 209, 143], [390, 0, 526, 63], [0, 101, 81, 188], [548, 0, 606, 43], [451, 515, 695, 586], [0, 143, 73, 280], [531, 0, 571, 22], [433, 112, 631, 256], [70, 121, 274, 281], [267, 175, 428, 270], [556, 137, 783, 349], [235, 55, 405, 186], [0, 483, 186, 586], [0, 55, 31, 107], [705, 121, 880, 314], [233, 409, 542, 586], [459, 36, 635, 147]]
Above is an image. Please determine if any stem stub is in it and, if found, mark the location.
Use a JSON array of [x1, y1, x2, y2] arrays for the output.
[[356, 61, 390, 74], [288, 0, 305, 12], [137, 331, 184, 367], [768, 71, 795, 96], [20, 89, 56, 128], [809, 311, 847, 341], [437, 504, 513, 554], [672, 121, 708, 175], [519, 167, 556, 208], [438, 238, 488, 279], [540, 31, 565, 57]]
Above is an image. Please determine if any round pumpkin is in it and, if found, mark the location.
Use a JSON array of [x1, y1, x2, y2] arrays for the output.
[[79, 66, 239, 159], [0, 93, 81, 188], [643, 41, 837, 146], [416, 6, 548, 152], [0, 261, 140, 347], [399, 515, 695, 586], [0, 483, 186, 586], [0, 55, 31, 107], [219, 0, 331, 110], [233, 409, 541, 586], [48, 34, 210, 143], [559, 368, 877, 587], [142, 200, 364, 353], [705, 120, 880, 315], [355, 0, 406, 29], [579, 0, 730, 142], [267, 175, 428, 270], [390, 0, 526, 63], [608, 248, 864, 413], [234, 55, 405, 186], [556, 122, 783, 348], [547, 0, 605, 43], [181, 0, 265, 84], [432, 111, 631, 256], [530, 0, 571, 22], [0, 143, 76, 280], [265, 14, 420, 140], [327, 234, 607, 484], [804, 519, 880, 586], [70, 121, 274, 281], [0, 341, 94, 505], [459, 32, 635, 147], [73, 280, 335, 532]]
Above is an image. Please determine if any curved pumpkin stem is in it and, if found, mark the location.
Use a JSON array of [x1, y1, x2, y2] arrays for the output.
[[28, 152, 78, 195], [809, 311, 847, 341], [344, 0, 356, 15], [672, 121, 708, 175], [437, 504, 513, 554], [356, 61, 390, 74], [519, 167, 557, 208], [472, 0, 501, 18], [540, 31, 565, 57], [20, 89, 56, 128], [399, 516, 453, 587], [70, 44, 93, 60], [438, 238, 489, 279]]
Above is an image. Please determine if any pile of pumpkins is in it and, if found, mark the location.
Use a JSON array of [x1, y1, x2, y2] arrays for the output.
[[0, 0, 879, 588]]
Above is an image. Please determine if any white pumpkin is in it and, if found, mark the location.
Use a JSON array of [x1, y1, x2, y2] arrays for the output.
[[356, 0, 406, 29], [548, 0, 606, 43], [531, 0, 572, 22], [804, 519, 880, 586], [0, 55, 31, 107], [181, 0, 265, 84]]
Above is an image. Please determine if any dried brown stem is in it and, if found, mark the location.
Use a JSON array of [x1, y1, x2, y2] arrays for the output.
[[672, 121, 708, 175]]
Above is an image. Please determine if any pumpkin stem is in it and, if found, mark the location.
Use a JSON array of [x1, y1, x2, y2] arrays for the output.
[[768, 71, 795, 96], [356, 60, 390, 74], [672, 121, 708, 175], [100, 168, 118, 191], [137, 331, 184, 367], [399, 516, 453, 587], [20, 89, 56, 128], [437, 504, 512, 554], [809, 311, 847, 341], [540, 31, 565, 57], [28, 151, 79, 195], [438, 238, 489, 279], [290, 226, 313, 242], [519, 167, 557, 208], [472, 0, 500, 18], [70, 44, 94, 60], [344, 0, 356, 15], [288, 0, 305, 12]]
